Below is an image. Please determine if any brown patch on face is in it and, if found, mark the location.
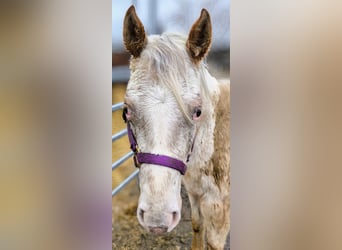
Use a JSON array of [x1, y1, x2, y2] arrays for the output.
[[204, 169, 210, 176], [211, 83, 230, 189]]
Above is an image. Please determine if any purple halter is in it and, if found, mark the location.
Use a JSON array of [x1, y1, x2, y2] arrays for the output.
[[126, 122, 188, 175]]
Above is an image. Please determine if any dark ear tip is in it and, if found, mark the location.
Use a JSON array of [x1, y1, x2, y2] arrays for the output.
[[200, 8, 210, 17], [127, 5, 135, 12], [125, 5, 138, 22], [125, 5, 136, 18]]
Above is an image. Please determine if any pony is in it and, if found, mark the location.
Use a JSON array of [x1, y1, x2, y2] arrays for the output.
[[122, 5, 230, 249]]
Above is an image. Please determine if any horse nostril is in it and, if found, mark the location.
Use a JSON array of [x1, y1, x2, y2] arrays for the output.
[[138, 208, 145, 221], [172, 211, 177, 219], [172, 211, 179, 223]]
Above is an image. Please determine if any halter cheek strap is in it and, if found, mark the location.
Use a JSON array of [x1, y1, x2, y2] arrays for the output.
[[127, 122, 189, 175]]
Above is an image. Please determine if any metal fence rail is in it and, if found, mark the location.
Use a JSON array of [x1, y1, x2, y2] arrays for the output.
[[112, 102, 124, 112], [112, 129, 128, 142], [112, 151, 134, 171], [112, 169, 139, 197], [112, 102, 138, 197]]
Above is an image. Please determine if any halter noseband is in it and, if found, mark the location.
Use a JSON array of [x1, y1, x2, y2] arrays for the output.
[[126, 122, 194, 175]]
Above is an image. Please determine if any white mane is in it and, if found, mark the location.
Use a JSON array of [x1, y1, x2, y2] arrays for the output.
[[131, 33, 212, 123]]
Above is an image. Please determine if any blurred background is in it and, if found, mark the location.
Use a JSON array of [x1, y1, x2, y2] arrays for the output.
[[112, 0, 230, 83], [0, 1, 112, 250]]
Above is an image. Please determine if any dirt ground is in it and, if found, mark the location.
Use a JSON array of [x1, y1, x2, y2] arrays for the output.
[[112, 182, 230, 250], [112, 173, 230, 250], [112, 181, 195, 250]]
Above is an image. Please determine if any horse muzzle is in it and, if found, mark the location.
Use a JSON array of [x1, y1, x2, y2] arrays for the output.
[[137, 206, 181, 234]]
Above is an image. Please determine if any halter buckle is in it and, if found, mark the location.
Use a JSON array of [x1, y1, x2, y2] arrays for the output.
[[133, 154, 141, 168]]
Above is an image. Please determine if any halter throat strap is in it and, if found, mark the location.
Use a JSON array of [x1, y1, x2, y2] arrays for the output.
[[127, 122, 189, 175]]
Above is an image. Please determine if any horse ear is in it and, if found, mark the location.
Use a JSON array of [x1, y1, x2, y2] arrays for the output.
[[123, 5, 147, 58], [186, 9, 212, 63]]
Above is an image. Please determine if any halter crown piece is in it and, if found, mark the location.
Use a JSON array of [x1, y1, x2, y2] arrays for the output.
[[126, 122, 187, 175]]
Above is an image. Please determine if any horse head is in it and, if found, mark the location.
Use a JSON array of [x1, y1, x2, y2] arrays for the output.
[[122, 5, 213, 234]]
